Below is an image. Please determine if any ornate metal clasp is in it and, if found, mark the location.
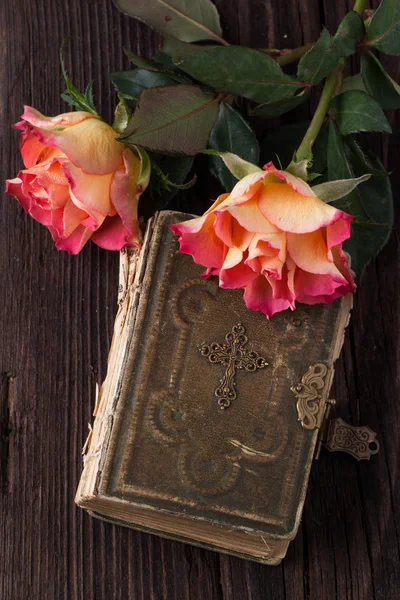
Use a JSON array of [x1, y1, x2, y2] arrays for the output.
[[292, 364, 380, 461], [319, 416, 380, 461], [291, 363, 331, 430]]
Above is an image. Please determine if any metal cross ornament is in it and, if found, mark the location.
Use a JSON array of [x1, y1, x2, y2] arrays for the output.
[[199, 323, 268, 409]]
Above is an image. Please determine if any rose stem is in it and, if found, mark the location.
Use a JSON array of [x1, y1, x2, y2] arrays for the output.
[[353, 0, 365, 15], [275, 43, 315, 67], [296, 65, 343, 162]]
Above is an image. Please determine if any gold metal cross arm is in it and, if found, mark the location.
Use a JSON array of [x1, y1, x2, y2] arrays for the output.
[[199, 323, 268, 409]]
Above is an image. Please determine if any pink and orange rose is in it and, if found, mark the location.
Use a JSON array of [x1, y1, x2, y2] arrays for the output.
[[171, 162, 356, 318], [6, 106, 146, 253]]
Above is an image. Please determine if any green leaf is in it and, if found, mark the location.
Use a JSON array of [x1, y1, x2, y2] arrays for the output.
[[204, 150, 262, 180], [84, 82, 96, 111], [333, 11, 365, 57], [297, 28, 340, 85], [345, 220, 392, 279], [297, 16, 363, 85], [347, 138, 393, 265], [361, 52, 400, 109], [367, 0, 400, 55], [112, 0, 224, 44], [152, 50, 183, 70], [109, 69, 179, 101], [327, 121, 366, 217], [312, 174, 371, 202], [208, 103, 259, 191], [163, 45, 301, 104], [120, 85, 219, 155], [332, 90, 392, 135], [345, 136, 388, 178], [327, 122, 393, 277], [123, 48, 190, 84], [339, 74, 366, 94], [124, 48, 167, 71], [60, 43, 98, 115], [250, 90, 310, 118], [345, 139, 393, 224], [162, 37, 213, 60], [112, 97, 132, 133]]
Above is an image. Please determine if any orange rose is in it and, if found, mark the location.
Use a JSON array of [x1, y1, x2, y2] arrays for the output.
[[171, 162, 356, 318], [6, 106, 147, 253]]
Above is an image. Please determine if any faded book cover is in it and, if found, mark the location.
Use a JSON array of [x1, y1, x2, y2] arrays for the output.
[[76, 210, 352, 565]]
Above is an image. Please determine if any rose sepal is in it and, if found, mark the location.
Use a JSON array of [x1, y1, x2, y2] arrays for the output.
[[203, 150, 263, 180], [312, 174, 371, 203]]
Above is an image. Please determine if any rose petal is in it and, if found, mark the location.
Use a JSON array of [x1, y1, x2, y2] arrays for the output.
[[5, 177, 30, 212], [243, 275, 293, 318], [219, 246, 258, 288], [294, 268, 354, 304], [286, 229, 345, 277], [20, 106, 96, 129], [245, 234, 286, 278], [35, 162, 70, 208], [49, 223, 93, 254], [216, 171, 266, 210], [19, 130, 49, 168], [91, 214, 137, 250], [331, 246, 356, 287], [110, 148, 141, 240], [225, 197, 280, 235], [269, 266, 296, 304], [247, 232, 286, 262], [204, 192, 230, 214], [258, 182, 350, 234], [201, 266, 221, 279], [170, 215, 207, 237], [62, 162, 113, 227], [32, 118, 124, 175], [220, 261, 258, 289], [326, 215, 352, 250], [171, 214, 226, 270], [263, 161, 317, 197], [214, 211, 253, 250], [63, 199, 88, 237]]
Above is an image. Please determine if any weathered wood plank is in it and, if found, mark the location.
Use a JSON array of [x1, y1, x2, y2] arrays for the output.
[[0, 1, 399, 599]]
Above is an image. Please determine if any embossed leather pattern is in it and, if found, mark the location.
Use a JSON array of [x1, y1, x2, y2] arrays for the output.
[[100, 212, 349, 540]]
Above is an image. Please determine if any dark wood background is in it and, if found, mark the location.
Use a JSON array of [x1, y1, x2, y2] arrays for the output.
[[1, 0, 399, 598]]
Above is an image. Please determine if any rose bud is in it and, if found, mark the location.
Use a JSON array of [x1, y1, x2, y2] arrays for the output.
[[6, 106, 147, 253], [171, 162, 356, 318]]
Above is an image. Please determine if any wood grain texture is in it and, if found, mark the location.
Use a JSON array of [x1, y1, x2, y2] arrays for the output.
[[0, 0, 399, 598]]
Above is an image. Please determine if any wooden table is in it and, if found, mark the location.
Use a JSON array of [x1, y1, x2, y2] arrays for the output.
[[1, 1, 399, 598]]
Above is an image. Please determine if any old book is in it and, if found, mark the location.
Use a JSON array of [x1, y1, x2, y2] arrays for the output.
[[76, 210, 352, 565]]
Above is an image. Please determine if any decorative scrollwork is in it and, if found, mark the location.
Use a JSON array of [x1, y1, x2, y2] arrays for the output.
[[199, 323, 268, 409], [324, 418, 380, 461], [291, 363, 329, 430]]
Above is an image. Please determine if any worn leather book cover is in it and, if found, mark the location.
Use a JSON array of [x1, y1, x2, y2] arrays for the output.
[[76, 210, 352, 565]]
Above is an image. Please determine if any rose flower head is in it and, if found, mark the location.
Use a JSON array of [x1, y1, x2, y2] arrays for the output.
[[6, 106, 148, 253], [171, 162, 356, 318]]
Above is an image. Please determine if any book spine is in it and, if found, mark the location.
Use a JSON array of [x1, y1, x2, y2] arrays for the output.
[[75, 217, 156, 503]]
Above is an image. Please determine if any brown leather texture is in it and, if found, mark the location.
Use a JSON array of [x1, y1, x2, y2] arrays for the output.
[[97, 211, 351, 540]]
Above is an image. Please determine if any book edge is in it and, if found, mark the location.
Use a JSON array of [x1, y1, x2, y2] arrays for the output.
[[75, 215, 158, 504]]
